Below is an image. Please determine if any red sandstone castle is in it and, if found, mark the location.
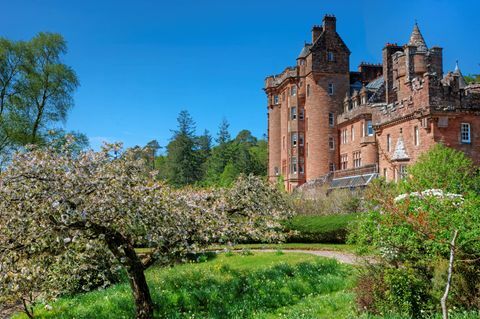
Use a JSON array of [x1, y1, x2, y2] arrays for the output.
[[265, 15, 480, 192]]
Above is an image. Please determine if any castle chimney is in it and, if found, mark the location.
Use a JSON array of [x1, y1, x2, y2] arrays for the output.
[[312, 25, 322, 43], [322, 14, 336, 32]]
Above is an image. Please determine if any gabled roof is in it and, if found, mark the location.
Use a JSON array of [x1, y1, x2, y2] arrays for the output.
[[408, 23, 428, 52], [298, 43, 312, 59], [392, 135, 409, 161]]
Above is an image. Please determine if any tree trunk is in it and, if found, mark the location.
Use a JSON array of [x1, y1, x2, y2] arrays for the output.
[[121, 244, 154, 319], [441, 229, 458, 319], [69, 221, 154, 319]]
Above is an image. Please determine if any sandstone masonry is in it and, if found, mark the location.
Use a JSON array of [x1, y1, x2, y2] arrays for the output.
[[265, 15, 480, 191]]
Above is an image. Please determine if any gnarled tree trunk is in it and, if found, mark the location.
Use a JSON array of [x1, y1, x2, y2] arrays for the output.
[[441, 229, 458, 319]]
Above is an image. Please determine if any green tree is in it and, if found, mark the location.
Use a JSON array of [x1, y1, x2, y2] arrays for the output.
[[216, 117, 231, 145], [145, 139, 160, 169], [165, 110, 201, 186], [351, 145, 480, 317], [17, 32, 79, 144]]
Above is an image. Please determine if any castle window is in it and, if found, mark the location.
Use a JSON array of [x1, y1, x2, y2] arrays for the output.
[[353, 100, 357, 108], [461, 123, 471, 144], [329, 136, 335, 150], [329, 163, 335, 172], [327, 51, 334, 62], [328, 112, 335, 127], [299, 108, 304, 120], [399, 165, 408, 180], [341, 129, 348, 144], [291, 86, 297, 96], [273, 95, 279, 104], [414, 126, 419, 146], [291, 133, 298, 147], [306, 84, 310, 97], [290, 107, 297, 120], [387, 134, 391, 152], [274, 167, 279, 176], [291, 157, 297, 174], [353, 151, 362, 168], [299, 133, 304, 146], [366, 120, 374, 136], [340, 154, 348, 170], [351, 125, 355, 141], [328, 83, 334, 95], [361, 95, 367, 105]]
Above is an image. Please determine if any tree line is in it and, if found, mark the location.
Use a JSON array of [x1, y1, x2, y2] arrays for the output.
[[136, 110, 267, 187]]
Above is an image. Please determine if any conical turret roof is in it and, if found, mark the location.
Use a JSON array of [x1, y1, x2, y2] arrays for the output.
[[408, 23, 428, 52], [454, 61, 467, 89]]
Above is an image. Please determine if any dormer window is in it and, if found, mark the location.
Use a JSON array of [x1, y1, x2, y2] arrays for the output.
[[361, 96, 367, 105], [327, 51, 334, 62]]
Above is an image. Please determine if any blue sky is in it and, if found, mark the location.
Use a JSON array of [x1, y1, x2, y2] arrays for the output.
[[2, 0, 479, 151]]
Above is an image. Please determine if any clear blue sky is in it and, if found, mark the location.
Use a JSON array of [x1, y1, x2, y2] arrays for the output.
[[2, 0, 479, 150]]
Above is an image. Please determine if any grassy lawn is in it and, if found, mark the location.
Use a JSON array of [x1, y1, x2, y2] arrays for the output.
[[208, 243, 356, 252], [14, 252, 357, 319]]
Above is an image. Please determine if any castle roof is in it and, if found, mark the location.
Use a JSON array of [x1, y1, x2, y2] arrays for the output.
[[366, 76, 384, 91], [298, 43, 312, 59], [408, 23, 428, 52], [454, 61, 467, 89]]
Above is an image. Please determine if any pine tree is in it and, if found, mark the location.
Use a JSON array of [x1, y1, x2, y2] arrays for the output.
[[166, 110, 201, 186]]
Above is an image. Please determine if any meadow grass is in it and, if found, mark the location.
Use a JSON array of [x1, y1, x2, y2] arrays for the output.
[[14, 252, 356, 319]]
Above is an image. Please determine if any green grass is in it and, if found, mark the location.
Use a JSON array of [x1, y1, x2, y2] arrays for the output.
[[15, 252, 356, 319], [209, 243, 356, 252]]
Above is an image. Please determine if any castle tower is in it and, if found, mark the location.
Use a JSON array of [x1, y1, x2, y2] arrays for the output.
[[304, 15, 351, 180]]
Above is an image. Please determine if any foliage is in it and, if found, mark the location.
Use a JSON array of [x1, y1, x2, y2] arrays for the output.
[[0, 33, 84, 164], [464, 74, 480, 84], [165, 110, 203, 186], [399, 143, 480, 194], [12, 253, 353, 319], [285, 214, 358, 243], [350, 145, 480, 317], [0, 143, 290, 318]]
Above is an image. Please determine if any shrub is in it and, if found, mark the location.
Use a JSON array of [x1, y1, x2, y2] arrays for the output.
[[285, 214, 357, 243]]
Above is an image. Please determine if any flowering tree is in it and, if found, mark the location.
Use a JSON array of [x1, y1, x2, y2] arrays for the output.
[[0, 141, 290, 319]]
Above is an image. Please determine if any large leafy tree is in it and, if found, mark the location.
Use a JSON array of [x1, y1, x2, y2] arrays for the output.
[[0, 143, 290, 319], [0, 33, 82, 164]]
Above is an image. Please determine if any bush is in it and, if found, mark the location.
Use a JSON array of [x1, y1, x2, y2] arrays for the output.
[[350, 145, 480, 317], [285, 214, 357, 243]]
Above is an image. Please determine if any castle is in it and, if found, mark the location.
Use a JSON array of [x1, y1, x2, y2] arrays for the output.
[[265, 15, 480, 192]]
